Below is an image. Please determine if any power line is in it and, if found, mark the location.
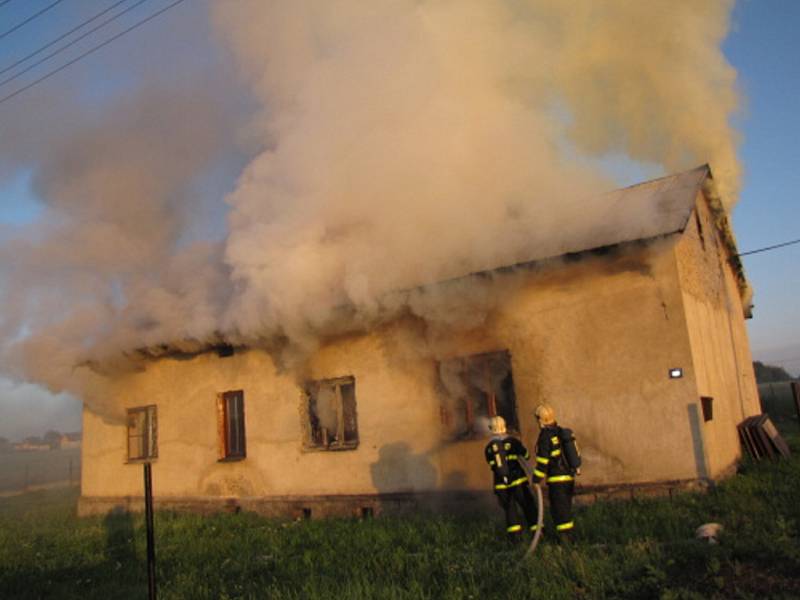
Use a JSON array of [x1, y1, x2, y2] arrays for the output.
[[0, 1, 14, 9], [737, 237, 800, 257], [0, 0, 187, 107], [0, 0, 66, 41], [0, 0, 134, 78], [0, 0, 150, 87]]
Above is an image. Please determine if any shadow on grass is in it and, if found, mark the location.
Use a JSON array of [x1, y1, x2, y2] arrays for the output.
[[1, 505, 146, 600]]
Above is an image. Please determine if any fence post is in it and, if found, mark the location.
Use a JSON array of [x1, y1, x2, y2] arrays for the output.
[[791, 382, 800, 429], [144, 462, 157, 600]]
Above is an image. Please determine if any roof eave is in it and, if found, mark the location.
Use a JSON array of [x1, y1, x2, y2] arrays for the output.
[[698, 167, 753, 318]]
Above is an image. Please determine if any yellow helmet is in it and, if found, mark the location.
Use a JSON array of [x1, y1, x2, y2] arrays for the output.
[[535, 404, 556, 425], [488, 415, 507, 435]]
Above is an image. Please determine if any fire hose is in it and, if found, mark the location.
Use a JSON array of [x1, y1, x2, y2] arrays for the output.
[[525, 482, 544, 558], [521, 459, 544, 559]]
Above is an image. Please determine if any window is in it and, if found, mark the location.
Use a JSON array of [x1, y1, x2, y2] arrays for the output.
[[701, 396, 714, 422], [217, 390, 246, 460], [304, 376, 358, 450], [127, 405, 157, 461], [437, 350, 519, 439]]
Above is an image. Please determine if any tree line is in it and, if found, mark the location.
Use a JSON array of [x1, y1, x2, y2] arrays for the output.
[[0, 430, 79, 453], [753, 361, 797, 384]]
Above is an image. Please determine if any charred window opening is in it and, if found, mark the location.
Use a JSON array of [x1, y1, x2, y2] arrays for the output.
[[304, 376, 358, 450], [437, 350, 519, 439], [127, 405, 158, 461], [216, 344, 235, 358], [695, 211, 706, 251], [701, 396, 714, 422], [217, 390, 246, 460]]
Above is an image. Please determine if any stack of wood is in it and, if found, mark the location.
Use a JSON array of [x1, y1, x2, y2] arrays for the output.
[[737, 414, 791, 461]]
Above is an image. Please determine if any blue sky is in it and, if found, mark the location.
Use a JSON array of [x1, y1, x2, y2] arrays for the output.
[[0, 0, 798, 439], [724, 0, 800, 373]]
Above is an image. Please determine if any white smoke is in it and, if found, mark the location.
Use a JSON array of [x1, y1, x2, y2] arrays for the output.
[[0, 1, 742, 413]]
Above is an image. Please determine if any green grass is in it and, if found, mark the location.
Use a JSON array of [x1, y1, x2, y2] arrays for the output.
[[1, 424, 799, 599]]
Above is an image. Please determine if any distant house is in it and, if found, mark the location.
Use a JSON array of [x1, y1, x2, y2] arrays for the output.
[[14, 440, 50, 452], [60, 432, 82, 449], [78, 166, 760, 517]]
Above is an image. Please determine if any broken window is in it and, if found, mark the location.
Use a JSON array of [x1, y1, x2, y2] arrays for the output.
[[437, 350, 519, 439], [304, 376, 358, 450], [217, 390, 246, 460], [127, 405, 157, 461]]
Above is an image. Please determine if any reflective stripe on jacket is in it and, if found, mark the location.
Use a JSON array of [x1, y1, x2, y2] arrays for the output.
[[532, 425, 574, 484], [484, 435, 531, 490]]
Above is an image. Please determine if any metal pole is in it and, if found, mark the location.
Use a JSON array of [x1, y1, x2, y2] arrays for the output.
[[144, 462, 157, 600]]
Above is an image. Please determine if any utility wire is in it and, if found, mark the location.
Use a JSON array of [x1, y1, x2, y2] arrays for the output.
[[0, 0, 150, 87], [0, 1, 14, 9], [737, 237, 800, 257], [0, 0, 66, 41], [0, 0, 134, 78], [0, 0, 186, 107]]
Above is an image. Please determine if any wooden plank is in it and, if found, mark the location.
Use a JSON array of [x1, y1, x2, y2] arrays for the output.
[[760, 415, 791, 459], [216, 393, 226, 459], [335, 384, 345, 446]]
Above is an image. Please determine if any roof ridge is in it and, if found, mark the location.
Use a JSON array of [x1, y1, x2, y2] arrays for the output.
[[607, 164, 709, 194]]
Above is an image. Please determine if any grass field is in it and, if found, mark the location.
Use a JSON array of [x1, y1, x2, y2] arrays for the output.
[[0, 423, 798, 599], [0, 447, 81, 493]]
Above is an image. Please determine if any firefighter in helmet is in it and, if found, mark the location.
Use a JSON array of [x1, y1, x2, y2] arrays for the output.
[[484, 415, 539, 540], [531, 404, 576, 538]]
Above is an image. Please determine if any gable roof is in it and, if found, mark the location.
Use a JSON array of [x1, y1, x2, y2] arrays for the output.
[[96, 165, 749, 364], [588, 164, 710, 248], [410, 164, 751, 315], [425, 165, 731, 279]]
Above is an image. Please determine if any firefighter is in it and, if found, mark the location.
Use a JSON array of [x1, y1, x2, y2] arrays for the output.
[[531, 404, 576, 539], [484, 415, 539, 540]]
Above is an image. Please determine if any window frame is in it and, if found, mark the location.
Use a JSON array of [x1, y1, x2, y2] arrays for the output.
[[126, 405, 158, 462], [303, 375, 359, 451], [217, 390, 247, 461], [437, 349, 520, 440]]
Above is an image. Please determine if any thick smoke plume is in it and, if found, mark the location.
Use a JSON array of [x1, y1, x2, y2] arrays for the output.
[[0, 1, 741, 415]]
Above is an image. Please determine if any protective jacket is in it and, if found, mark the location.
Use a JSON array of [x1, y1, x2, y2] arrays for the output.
[[531, 425, 575, 485], [484, 435, 530, 490], [531, 423, 576, 533]]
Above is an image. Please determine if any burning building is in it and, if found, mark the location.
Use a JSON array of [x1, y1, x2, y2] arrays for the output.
[[77, 165, 760, 517]]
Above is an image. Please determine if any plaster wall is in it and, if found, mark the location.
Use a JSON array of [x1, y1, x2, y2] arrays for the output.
[[81, 241, 714, 506], [490, 242, 701, 485], [674, 193, 760, 479]]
